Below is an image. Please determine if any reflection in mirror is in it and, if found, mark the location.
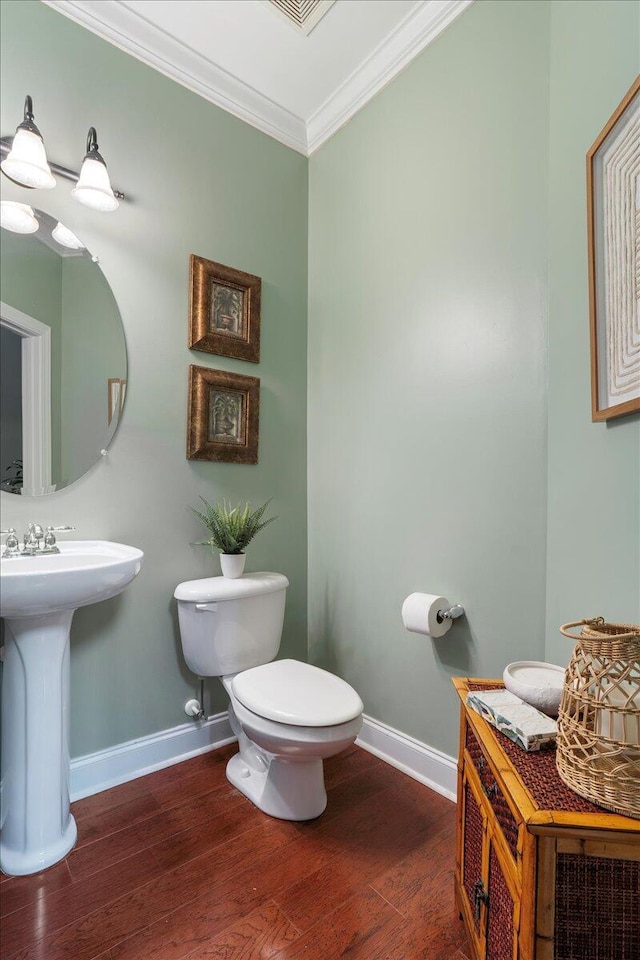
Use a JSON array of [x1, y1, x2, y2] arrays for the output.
[[0, 206, 127, 495]]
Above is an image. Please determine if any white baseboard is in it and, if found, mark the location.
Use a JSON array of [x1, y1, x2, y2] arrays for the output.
[[69, 710, 456, 805], [70, 712, 236, 801], [357, 714, 457, 802]]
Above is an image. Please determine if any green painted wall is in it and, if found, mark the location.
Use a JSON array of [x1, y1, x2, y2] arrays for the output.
[[308, 0, 639, 757], [1, 230, 63, 486], [545, 0, 640, 662], [0, 0, 308, 758], [308, 0, 551, 756]]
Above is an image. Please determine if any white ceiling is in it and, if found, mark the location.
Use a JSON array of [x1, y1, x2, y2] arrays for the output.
[[44, 0, 473, 155]]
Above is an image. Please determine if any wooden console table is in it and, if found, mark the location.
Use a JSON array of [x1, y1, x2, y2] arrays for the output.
[[453, 677, 640, 960]]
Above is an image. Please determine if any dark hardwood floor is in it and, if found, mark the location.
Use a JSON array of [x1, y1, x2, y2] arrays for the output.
[[0, 744, 471, 960]]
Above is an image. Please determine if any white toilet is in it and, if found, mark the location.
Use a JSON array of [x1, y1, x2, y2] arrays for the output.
[[174, 572, 363, 821]]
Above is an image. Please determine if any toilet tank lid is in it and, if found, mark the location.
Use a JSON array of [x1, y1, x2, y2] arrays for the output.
[[174, 571, 289, 602], [232, 659, 364, 726]]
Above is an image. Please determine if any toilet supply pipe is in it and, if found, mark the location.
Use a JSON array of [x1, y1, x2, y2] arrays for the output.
[[184, 677, 207, 721]]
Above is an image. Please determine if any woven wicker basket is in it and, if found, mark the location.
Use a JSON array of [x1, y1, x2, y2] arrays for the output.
[[556, 618, 640, 819]]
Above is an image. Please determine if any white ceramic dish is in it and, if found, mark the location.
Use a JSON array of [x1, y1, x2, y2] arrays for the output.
[[503, 661, 566, 717]]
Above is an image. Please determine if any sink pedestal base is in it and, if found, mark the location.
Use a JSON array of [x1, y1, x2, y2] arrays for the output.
[[1, 611, 77, 876]]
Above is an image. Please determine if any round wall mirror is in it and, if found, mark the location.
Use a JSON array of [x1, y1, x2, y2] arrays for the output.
[[0, 205, 127, 495]]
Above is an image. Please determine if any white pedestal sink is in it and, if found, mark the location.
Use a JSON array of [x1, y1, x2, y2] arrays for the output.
[[0, 541, 143, 876]]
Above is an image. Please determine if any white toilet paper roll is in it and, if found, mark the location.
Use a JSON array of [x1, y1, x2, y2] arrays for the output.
[[401, 593, 452, 639]]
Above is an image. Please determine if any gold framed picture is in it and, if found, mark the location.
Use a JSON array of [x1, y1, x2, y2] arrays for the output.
[[189, 255, 261, 363], [587, 75, 640, 421], [107, 377, 126, 425], [187, 365, 259, 464]]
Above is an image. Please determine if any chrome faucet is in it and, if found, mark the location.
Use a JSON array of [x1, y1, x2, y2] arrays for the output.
[[1, 524, 75, 558], [23, 523, 43, 554], [1, 528, 20, 557]]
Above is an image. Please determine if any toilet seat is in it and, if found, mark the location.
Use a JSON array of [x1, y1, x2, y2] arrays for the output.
[[229, 690, 363, 752], [231, 659, 363, 727]]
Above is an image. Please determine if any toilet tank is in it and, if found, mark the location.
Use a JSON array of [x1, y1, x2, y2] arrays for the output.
[[174, 572, 288, 677]]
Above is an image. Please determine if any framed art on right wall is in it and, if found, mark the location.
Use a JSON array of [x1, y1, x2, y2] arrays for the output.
[[587, 75, 640, 421]]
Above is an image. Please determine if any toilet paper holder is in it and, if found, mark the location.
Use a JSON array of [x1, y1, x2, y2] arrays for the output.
[[436, 604, 465, 624]]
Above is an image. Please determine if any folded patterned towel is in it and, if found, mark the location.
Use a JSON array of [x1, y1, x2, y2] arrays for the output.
[[466, 688, 557, 752]]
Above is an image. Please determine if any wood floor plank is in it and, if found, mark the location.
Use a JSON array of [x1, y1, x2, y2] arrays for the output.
[[74, 792, 162, 848], [309, 757, 405, 826], [322, 743, 380, 790], [268, 888, 405, 960], [128, 746, 236, 795], [67, 785, 252, 883], [274, 785, 450, 933], [71, 746, 237, 825], [370, 819, 468, 960], [273, 857, 371, 935], [149, 762, 236, 810], [0, 860, 73, 920], [380, 769, 454, 819], [6, 857, 253, 960], [71, 776, 158, 824], [4, 797, 269, 958], [368, 915, 470, 960], [105, 869, 269, 960], [150, 759, 399, 877], [0, 849, 164, 956], [311, 776, 449, 856], [73, 754, 237, 848], [371, 813, 457, 918], [176, 901, 299, 960], [107, 833, 334, 960], [8, 819, 326, 960]]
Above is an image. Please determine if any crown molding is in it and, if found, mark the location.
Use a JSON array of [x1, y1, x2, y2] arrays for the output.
[[43, 0, 473, 157], [306, 0, 474, 153], [43, 0, 308, 155]]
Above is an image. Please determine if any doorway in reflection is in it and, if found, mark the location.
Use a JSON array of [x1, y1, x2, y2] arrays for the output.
[[0, 326, 22, 492]]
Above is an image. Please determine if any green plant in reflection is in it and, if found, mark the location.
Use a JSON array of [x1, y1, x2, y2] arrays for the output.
[[2, 458, 23, 493]]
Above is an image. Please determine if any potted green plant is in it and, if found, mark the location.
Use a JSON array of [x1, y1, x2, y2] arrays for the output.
[[190, 497, 277, 578]]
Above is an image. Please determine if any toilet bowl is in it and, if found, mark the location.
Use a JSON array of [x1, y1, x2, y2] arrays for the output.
[[224, 662, 363, 820], [174, 573, 364, 821]]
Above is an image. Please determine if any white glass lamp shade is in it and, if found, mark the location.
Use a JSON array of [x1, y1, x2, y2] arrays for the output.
[[1, 128, 56, 189], [72, 157, 119, 212], [0, 201, 39, 234], [52, 221, 85, 250]]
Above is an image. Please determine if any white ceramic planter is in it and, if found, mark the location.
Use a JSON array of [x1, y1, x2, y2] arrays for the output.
[[503, 661, 566, 717], [220, 553, 246, 579]]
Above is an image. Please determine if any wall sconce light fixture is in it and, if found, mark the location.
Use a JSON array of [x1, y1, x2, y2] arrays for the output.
[[71, 128, 119, 212], [0, 96, 56, 190], [1, 95, 126, 208]]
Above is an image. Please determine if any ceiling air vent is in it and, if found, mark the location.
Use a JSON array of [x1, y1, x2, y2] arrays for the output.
[[265, 0, 336, 36]]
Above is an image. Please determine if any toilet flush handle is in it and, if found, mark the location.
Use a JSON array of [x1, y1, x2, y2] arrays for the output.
[[195, 602, 218, 613]]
